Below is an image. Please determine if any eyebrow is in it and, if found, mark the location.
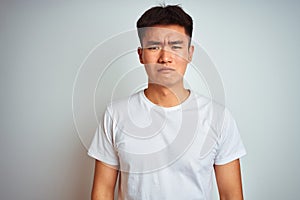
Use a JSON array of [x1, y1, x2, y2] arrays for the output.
[[146, 41, 162, 46], [145, 40, 184, 46], [169, 41, 184, 45]]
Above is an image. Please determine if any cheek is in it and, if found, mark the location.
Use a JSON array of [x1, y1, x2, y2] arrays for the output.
[[175, 50, 189, 60], [176, 59, 189, 74], [142, 54, 157, 64], [179, 65, 188, 75], [144, 64, 156, 75]]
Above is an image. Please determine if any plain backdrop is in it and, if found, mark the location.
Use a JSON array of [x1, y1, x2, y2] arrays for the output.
[[0, 1, 299, 199]]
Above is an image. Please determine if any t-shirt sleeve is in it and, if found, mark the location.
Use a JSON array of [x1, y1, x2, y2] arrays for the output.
[[87, 107, 119, 167], [214, 108, 246, 165]]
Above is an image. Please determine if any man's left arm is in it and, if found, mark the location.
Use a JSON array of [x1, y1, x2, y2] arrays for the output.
[[214, 159, 244, 200]]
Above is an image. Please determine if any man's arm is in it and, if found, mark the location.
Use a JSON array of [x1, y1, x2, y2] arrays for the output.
[[214, 159, 244, 200], [91, 160, 119, 200]]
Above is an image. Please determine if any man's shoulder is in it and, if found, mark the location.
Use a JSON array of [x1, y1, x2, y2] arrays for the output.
[[190, 90, 229, 133], [190, 90, 225, 113], [105, 91, 143, 114]]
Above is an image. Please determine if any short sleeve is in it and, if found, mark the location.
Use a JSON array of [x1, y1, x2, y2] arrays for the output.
[[88, 108, 119, 166], [214, 109, 246, 165]]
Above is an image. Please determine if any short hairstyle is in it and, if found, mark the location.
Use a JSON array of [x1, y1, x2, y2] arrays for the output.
[[136, 5, 193, 45]]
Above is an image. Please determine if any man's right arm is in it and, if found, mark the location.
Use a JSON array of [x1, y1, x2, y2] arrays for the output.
[[91, 160, 119, 200]]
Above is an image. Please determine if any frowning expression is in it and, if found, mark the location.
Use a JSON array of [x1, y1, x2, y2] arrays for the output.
[[138, 25, 194, 87]]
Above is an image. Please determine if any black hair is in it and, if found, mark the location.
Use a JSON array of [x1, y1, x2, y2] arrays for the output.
[[136, 5, 193, 43]]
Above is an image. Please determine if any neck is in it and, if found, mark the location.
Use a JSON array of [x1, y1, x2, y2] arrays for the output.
[[144, 83, 190, 107]]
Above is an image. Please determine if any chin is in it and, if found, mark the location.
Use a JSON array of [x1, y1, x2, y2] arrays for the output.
[[150, 78, 183, 89]]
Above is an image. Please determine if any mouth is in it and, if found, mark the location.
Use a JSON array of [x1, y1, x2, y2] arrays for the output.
[[157, 67, 175, 72]]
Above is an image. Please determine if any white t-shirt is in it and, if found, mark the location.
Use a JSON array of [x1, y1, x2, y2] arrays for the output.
[[88, 90, 246, 200]]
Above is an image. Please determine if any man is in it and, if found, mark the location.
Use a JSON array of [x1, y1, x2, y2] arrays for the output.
[[88, 5, 246, 200]]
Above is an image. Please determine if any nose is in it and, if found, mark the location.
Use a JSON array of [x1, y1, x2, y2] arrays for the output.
[[158, 48, 173, 63]]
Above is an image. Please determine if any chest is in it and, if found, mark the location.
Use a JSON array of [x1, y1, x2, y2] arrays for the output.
[[113, 113, 218, 173]]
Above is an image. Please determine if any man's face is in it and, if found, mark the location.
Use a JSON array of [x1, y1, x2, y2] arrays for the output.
[[138, 25, 194, 88]]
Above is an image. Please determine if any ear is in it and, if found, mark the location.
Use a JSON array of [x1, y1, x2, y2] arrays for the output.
[[188, 45, 194, 62], [137, 47, 144, 64]]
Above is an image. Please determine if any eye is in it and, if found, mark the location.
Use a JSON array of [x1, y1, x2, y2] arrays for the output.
[[171, 46, 182, 50], [146, 46, 161, 51]]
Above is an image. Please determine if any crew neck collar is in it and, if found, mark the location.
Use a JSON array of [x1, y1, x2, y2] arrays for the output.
[[139, 89, 193, 111]]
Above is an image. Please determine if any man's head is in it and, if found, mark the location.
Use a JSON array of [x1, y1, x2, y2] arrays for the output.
[[136, 5, 194, 88], [136, 5, 193, 45]]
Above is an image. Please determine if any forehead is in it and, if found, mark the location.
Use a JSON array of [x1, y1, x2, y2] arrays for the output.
[[142, 25, 189, 42]]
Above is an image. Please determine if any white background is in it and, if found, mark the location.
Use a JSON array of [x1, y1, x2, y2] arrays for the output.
[[0, 1, 299, 199]]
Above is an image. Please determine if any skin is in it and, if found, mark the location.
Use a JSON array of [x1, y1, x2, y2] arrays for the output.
[[215, 159, 244, 200], [138, 25, 194, 107], [91, 25, 244, 200], [91, 160, 118, 200]]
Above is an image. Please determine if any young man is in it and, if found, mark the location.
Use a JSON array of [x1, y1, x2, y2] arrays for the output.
[[88, 5, 246, 200]]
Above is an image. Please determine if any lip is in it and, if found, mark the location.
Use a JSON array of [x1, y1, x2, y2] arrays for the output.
[[157, 67, 175, 72]]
